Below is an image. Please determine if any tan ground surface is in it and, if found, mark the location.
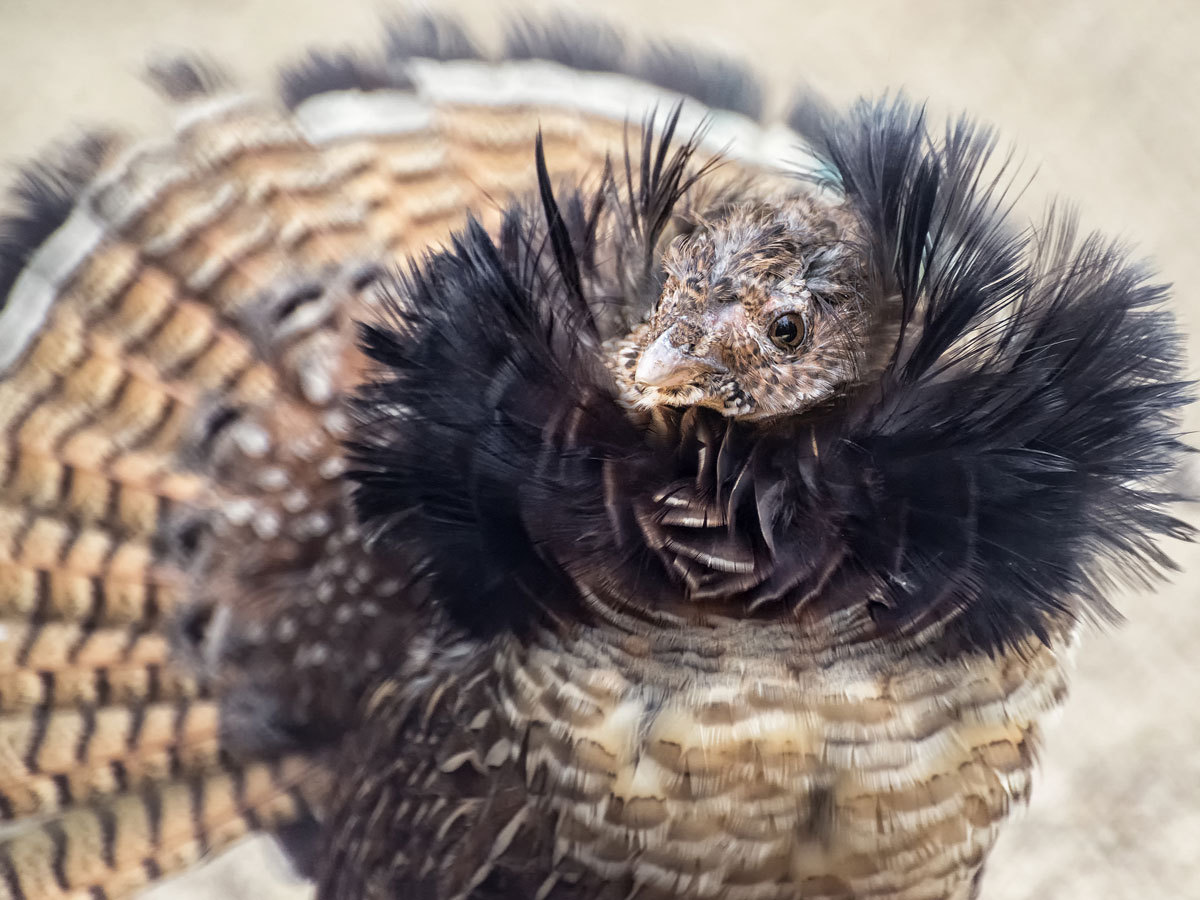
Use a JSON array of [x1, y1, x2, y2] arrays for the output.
[[1, 1, 1198, 897]]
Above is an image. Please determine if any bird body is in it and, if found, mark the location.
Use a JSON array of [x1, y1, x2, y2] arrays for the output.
[[331, 611, 1067, 900], [0, 17, 1189, 900]]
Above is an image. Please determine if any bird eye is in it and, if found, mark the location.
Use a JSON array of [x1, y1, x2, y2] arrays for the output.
[[768, 313, 807, 350]]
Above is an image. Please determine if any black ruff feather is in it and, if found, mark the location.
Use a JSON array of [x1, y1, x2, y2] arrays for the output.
[[348, 218, 653, 634], [348, 98, 1192, 658]]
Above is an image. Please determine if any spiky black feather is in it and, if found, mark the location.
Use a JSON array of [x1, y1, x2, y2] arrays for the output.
[[279, 15, 484, 107], [384, 14, 480, 64], [597, 105, 724, 335], [145, 54, 231, 101], [806, 99, 1192, 650], [0, 131, 115, 312], [348, 98, 1192, 657], [504, 15, 628, 74], [278, 50, 397, 108], [503, 18, 764, 120], [277, 16, 764, 123], [634, 43, 765, 120]]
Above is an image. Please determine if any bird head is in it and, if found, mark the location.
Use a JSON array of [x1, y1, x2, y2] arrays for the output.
[[632, 198, 869, 420]]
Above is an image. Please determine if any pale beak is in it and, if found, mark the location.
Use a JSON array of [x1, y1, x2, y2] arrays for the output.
[[635, 327, 722, 389]]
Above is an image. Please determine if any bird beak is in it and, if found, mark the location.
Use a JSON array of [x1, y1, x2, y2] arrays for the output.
[[635, 327, 721, 389]]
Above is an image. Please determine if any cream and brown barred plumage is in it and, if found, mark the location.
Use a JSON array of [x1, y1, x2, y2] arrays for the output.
[[0, 14, 1191, 900]]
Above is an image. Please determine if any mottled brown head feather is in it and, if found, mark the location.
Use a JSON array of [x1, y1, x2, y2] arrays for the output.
[[630, 197, 870, 419]]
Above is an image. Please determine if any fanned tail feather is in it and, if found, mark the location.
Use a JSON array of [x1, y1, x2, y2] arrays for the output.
[[0, 52, 461, 900], [0, 81, 372, 899], [0, 18, 789, 896], [0, 757, 319, 900]]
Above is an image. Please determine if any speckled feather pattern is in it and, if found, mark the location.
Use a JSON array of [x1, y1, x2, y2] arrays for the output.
[[634, 198, 872, 418]]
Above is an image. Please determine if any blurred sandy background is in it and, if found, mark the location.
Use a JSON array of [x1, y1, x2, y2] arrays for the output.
[[2, 1, 1199, 897]]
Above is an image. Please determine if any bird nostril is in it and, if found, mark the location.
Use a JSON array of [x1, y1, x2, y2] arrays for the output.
[[636, 331, 702, 389]]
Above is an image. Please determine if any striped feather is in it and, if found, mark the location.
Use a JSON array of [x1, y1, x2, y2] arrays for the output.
[[0, 21, 794, 897]]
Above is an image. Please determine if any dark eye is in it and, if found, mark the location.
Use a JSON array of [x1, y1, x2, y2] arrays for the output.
[[769, 313, 807, 350]]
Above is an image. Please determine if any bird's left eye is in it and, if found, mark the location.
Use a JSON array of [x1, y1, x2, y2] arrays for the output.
[[769, 313, 808, 350]]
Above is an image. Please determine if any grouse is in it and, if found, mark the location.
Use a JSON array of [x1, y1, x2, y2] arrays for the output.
[[0, 15, 1189, 900]]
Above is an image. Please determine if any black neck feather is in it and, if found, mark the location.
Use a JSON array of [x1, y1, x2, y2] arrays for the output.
[[346, 99, 1192, 660]]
